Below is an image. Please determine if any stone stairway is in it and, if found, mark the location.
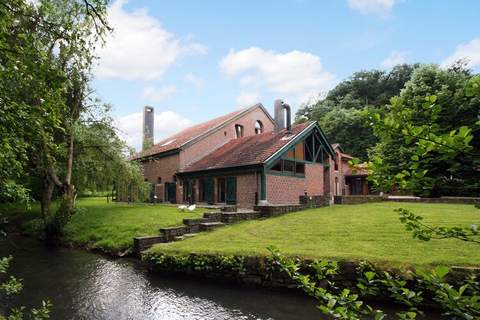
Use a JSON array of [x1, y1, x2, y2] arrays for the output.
[[158, 208, 259, 243]]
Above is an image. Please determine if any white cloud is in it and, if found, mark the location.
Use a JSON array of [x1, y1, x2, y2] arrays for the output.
[[143, 85, 177, 102], [441, 38, 480, 69], [95, 0, 206, 80], [184, 73, 205, 88], [115, 110, 192, 151], [220, 47, 336, 105], [347, 0, 398, 17], [380, 51, 408, 69], [236, 91, 260, 107]]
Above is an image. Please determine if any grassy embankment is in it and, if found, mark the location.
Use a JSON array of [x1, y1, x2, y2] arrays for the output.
[[148, 202, 480, 268], [2, 197, 204, 253]]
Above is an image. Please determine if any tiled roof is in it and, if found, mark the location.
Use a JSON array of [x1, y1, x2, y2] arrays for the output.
[[180, 122, 314, 173], [133, 105, 259, 159]]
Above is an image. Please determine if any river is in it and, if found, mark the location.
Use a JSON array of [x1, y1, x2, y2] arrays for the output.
[[1, 236, 446, 319], [1, 236, 323, 320]]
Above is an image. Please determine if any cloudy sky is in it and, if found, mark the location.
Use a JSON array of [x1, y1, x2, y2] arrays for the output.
[[93, 0, 480, 150]]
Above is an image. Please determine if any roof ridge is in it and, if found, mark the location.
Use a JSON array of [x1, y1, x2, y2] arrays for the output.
[[179, 103, 261, 148]]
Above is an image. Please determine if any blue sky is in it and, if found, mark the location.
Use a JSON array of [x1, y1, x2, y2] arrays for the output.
[[92, 0, 480, 150]]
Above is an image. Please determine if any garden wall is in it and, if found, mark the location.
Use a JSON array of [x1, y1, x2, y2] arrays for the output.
[[334, 195, 480, 205]]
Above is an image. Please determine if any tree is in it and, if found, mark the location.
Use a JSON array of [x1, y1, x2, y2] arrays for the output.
[[297, 64, 419, 160], [0, 0, 121, 244], [368, 65, 480, 196]]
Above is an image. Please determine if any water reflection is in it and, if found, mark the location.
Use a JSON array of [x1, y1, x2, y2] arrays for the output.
[[1, 236, 320, 319]]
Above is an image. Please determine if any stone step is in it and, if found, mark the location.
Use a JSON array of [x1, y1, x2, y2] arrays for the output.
[[203, 212, 222, 222], [159, 225, 188, 241], [183, 218, 206, 226], [173, 233, 198, 241], [199, 222, 225, 231], [221, 211, 260, 223]]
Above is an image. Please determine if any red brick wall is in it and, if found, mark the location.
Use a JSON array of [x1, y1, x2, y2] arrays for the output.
[[237, 173, 259, 208], [266, 163, 324, 204], [180, 107, 274, 168], [140, 153, 180, 202], [328, 149, 352, 196]]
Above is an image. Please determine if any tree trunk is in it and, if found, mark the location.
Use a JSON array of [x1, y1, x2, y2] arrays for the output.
[[40, 176, 54, 219], [61, 132, 76, 215]]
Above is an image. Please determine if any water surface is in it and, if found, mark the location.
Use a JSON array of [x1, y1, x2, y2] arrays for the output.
[[1, 236, 320, 319]]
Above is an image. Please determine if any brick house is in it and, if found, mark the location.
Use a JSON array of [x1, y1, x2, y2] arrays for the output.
[[133, 100, 366, 208], [329, 144, 370, 196]]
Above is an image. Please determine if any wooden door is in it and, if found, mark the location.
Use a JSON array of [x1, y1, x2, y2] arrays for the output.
[[226, 176, 237, 205], [165, 182, 177, 203]]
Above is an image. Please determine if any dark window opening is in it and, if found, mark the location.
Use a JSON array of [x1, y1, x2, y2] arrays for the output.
[[217, 178, 226, 202], [235, 124, 244, 138], [157, 177, 162, 184], [296, 163, 305, 174], [199, 179, 205, 202], [271, 160, 282, 171], [334, 153, 339, 171], [315, 146, 323, 164], [173, 175, 177, 182], [255, 120, 264, 134]]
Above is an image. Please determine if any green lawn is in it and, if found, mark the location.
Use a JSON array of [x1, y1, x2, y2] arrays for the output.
[[148, 202, 480, 268], [3, 198, 204, 253]]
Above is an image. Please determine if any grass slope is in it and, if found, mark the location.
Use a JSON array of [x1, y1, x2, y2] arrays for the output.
[[149, 202, 480, 267], [66, 198, 204, 252], [3, 198, 204, 253]]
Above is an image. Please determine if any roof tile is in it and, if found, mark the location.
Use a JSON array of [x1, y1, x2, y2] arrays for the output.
[[133, 106, 255, 159], [181, 122, 313, 173]]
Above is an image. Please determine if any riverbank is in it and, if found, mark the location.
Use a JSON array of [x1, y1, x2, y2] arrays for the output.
[[3, 199, 479, 266], [1, 198, 205, 255]]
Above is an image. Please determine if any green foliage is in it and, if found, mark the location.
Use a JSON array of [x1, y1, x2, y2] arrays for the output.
[[143, 252, 246, 274], [368, 65, 480, 196], [0, 255, 51, 320], [397, 208, 480, 243], [72, 118, 136, 194], [297, 64, 418, 160], [267, 247, 385, 320], [270, 248, 480, 320]]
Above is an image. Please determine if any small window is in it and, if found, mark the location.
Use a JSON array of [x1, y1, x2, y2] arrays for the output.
[[255, 120, 264, 134], [144, 178, 148, 182], [235, 124, 244, 138], [157, 177, 162, 184], [334, 153, 339, 171], [173, 175, 177, 182]]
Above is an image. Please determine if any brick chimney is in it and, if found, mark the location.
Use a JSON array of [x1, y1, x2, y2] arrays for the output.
[[142, 106, 154, 151]]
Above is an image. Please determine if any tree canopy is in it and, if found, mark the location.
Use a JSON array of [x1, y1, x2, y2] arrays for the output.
[[296, 64, 419, 160]]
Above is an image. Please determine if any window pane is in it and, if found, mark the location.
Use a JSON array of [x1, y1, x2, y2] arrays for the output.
[[296, 163, 305, 174], [271, 160, 282, 171], [283, 160, 295, 172], [295, 142, 304, 160]]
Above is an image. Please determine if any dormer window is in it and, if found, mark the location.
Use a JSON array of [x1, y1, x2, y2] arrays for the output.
[[255, 120, 264, 134], [235, 124, 244, 138]]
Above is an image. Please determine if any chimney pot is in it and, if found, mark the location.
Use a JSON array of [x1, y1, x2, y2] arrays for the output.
[[274, 99, 292, 133]]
